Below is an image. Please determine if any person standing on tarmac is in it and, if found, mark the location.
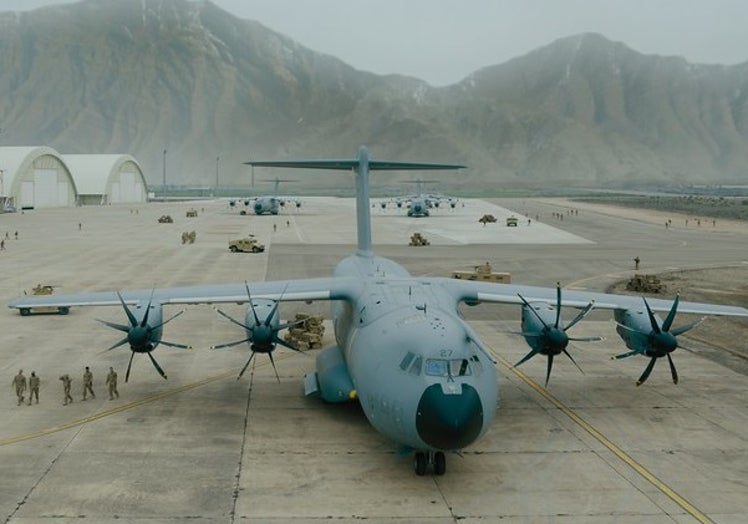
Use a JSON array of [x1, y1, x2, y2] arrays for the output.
[[60, 374, 73, 405], [106, 367, 119, 400], [12, 369, 27, 406], [27, 371, 40, 405], [82, 366, 95, 400]]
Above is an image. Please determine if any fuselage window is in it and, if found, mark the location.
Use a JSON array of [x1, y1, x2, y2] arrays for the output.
[[399, 352, 415, 371], [409, 356, 423, 375], [425, 358, 472, 377]]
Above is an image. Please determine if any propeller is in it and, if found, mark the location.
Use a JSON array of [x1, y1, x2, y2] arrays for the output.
[[212, 283, 304, 381], [97, 291, 189, 382], [613, 295, 703, 386], [515, 283, 602, 386]]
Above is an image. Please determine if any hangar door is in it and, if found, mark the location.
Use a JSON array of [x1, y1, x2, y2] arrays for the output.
[[113, 171, 142, 203], [19, 169, 71, 208]]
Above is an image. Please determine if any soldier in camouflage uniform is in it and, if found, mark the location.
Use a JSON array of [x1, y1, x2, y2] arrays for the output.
[[27, 371, 40, 405], [106, 367, 119, 400], [12, 369, 26, 406], [60, 374, 73, 405], [82, 366, 95, 400]]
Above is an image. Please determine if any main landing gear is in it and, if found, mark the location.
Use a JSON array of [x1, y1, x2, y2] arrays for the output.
[[414, 451, 446, 476]]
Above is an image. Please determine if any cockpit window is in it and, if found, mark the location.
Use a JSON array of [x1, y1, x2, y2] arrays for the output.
[[399, 352, 415, 371], [409, 356, 423, 375], [425, 358, 471, 377]]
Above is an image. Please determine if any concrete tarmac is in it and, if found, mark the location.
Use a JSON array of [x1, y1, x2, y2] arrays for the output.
[[1, 197, 747, 523]]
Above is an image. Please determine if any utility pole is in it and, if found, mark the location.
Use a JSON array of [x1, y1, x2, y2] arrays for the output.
[[215, 155, 220, 194]]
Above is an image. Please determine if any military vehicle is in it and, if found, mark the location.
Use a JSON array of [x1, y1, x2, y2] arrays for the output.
[[451, 262, 511, 283], [186, 209, 198, 217], [18, 284, 69, 316], [626, 274, 665, 294], [284, 313, 325, 350], [409, 232, 430, 246], [181, 231, 197, 244], [506, 216, 519, 227], [479, 214, 497, 225], [158, 215, 173, 223], [229, 237, 265, 253]]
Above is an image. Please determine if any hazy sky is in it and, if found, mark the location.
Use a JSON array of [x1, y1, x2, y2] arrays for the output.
[[4, 0, 748, 86]]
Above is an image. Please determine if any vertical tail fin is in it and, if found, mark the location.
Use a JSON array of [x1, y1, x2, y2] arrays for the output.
[[246, 146, 464, 256]]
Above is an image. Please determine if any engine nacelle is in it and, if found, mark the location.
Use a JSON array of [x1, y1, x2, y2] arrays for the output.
[[303, 345, 355, 403]]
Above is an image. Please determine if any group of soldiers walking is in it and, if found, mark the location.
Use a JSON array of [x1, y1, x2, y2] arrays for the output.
[[12, 366, 120, 406]]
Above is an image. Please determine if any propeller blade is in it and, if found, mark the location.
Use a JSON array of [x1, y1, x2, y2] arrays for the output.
[[514, 348, 541, 367], [237, 351, 256, 379], [158, 340, 191, 350], [544, 354, 554, 386], [97, 319, 131, 333], [211, 338, 252, 350], [125, 351, 135, 383], [636, 357, 657, 386], [554, 284, 562, 328], [214, 307, 248, 330], [140, 289, 156, 328], [569, 335, 605, 342], [613, 349, 643, 360], [147, 351, 167, 379], [642, 298, 661, 334], [666, 353, 679, 384], [116, 291, 138, 327], [150, 310, 185, 331], [561, 348, 584, 375], [517, 293, 549, 329], [564, 301, 596, 332], [268, 352, 281, 383], [662, 294, 681, 332], [273, 336, 302, 353], [105, 336, 130, 351], [244, 282, 261, 326], [670, 317, 705, 337], [276, 318, 306, 331]]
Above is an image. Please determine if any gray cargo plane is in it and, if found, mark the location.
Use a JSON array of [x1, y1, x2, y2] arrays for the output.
[[250, 178, 300, 215], [9, 146, 748, 476]]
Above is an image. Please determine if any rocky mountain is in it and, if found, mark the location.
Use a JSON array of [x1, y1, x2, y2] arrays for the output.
[[0, 0, 746, 190]]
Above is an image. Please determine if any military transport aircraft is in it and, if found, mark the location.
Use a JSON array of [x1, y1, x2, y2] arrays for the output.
[[379, 180, 457, 217], [9, 146, 748, 477], [249, 177, 300, 215]]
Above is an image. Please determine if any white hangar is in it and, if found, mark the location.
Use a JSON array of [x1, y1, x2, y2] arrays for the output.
[[0, 146, 77, 209], [0, 147, 148, 209], [62, 154, 147, 205]]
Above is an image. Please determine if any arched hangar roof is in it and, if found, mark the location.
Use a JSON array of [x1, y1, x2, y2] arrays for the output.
[[61, 154, 146, 196], [0, 146, 77, 196]]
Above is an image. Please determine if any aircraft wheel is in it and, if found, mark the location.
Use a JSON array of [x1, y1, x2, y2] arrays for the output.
[[414, 452, 427, 476], [20, 308, 31, 316], [434, 452, 446, 476]]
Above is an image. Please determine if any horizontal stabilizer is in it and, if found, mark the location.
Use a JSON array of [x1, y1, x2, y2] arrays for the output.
[[245, 160, 464, 171]]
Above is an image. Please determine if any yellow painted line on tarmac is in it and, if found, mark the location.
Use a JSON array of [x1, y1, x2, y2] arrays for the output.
[[0, 371, 236, 447], [491, 350, 714, 524]]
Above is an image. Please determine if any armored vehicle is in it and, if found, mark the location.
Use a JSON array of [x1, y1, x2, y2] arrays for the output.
[[229, 237, 265, 253]]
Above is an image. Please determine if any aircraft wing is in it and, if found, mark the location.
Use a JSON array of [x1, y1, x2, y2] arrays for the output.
[[438, 279, 748, 317], [7, 277, 358, 310]]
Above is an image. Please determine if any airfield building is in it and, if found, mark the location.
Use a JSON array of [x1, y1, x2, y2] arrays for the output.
[[62, 154, 147, 205], [0, 148, 148, 210], [0, 146, 77, 210]]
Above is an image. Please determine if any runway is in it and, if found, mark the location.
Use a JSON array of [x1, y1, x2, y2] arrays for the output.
[[1, 196, 747, 522]]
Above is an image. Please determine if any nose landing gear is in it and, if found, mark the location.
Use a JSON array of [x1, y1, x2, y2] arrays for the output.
[[414, 451, 446, 476]]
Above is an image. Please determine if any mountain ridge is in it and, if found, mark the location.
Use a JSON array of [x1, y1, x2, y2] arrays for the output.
[[0, 0, 746, 190]]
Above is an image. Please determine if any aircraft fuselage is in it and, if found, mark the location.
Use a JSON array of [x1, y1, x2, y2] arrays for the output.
[[331, 253, 498, 452]]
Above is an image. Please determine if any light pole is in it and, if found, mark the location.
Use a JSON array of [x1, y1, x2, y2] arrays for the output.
[[162, 149, 167, 188], [215, 155, 220, 195]]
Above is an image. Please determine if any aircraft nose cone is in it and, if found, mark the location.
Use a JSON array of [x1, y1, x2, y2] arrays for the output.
[[416, 383, 483, 450]]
